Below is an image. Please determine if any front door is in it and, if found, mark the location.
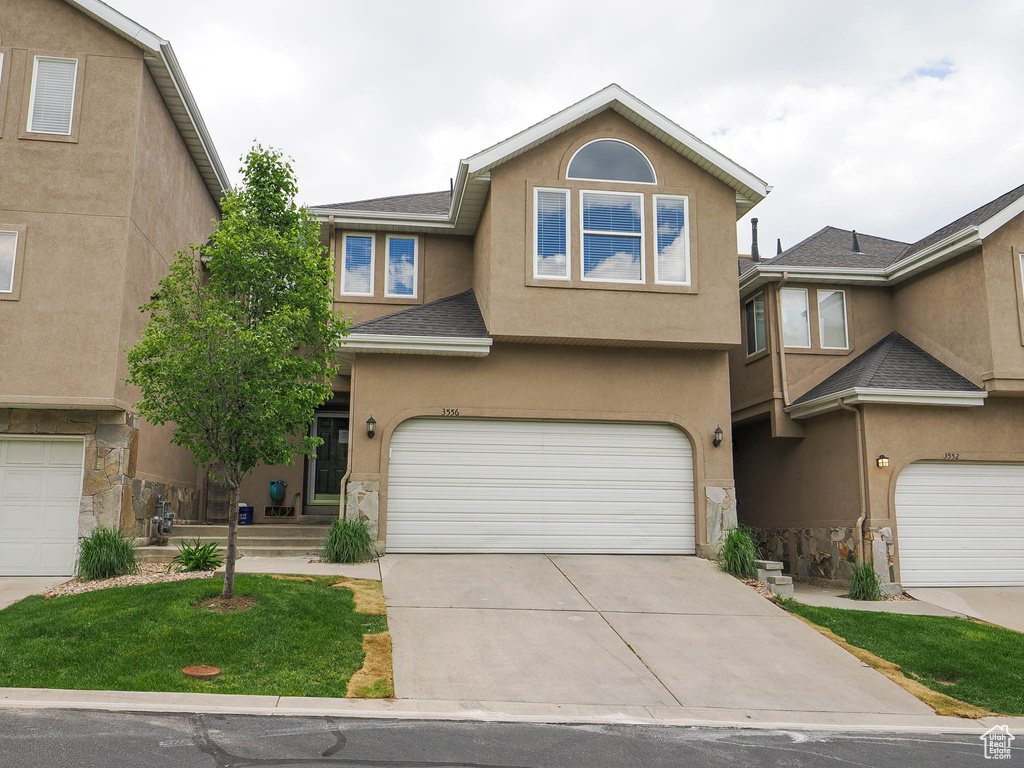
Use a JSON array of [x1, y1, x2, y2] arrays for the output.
[[309, 412, 349, 507]]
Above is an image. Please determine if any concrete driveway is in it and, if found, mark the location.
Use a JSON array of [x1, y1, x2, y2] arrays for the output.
[[0, 577, 66, 610], [907, 587, 1024, 633], [381, 554, 932, 717]]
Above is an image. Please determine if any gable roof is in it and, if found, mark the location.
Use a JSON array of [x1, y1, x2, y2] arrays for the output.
[[65, 0, 230, 202], [769, 227, 909, 270], [319, 190, 451, 216], [310, 84, 770, 234], [787, 332, 985, 418]]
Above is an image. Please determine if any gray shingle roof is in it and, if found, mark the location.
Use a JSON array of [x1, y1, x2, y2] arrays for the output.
[[348, 290, 488, 338], [768, 226, 909, 270], [899, 182, 1024, 261], [792, 332, 981, 405], [315, 190, 451, 216], [738, 256, 757, 277]]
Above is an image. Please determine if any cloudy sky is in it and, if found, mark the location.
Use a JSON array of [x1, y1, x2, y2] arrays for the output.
[[116, 0, 1024, 254]]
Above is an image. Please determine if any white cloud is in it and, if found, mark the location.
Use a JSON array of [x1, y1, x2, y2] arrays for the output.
[[388, 259, 415, 295], [657, 236, 688, 283], [536, 252, 567, 277], [587, 252, 641, 282]]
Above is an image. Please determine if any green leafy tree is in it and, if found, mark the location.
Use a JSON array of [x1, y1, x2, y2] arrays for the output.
[[127, 145, 347, 598]]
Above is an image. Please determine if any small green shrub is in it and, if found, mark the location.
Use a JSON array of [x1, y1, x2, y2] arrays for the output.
[[717, 525, 759, 579], [848, 561, 884, 601], [321, 517, 374, 564], [76, 527, 139, 581], [168, 538, 225, 573]]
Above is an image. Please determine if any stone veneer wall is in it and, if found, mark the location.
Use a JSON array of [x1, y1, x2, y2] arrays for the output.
[[699, 485, 737, 558], [344, 479, 383, 555], [0, 408, 197, 538], [757, 525, 897, 587]]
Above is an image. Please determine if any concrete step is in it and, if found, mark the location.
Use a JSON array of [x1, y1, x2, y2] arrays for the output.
[[137, 544, 321, 563], [163, 536, 327, 548], [171, 524, 330, 539]]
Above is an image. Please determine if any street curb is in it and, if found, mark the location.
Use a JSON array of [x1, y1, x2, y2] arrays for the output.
[[2, 688, 1022, 735]]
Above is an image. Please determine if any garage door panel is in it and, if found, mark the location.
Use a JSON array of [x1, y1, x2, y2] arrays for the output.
[[0, 504, 43, 533], [896, 461, 1024, 587], [3, 469, 44, 498], [387, 418, 695, 554], [5, 441, 46, 464]]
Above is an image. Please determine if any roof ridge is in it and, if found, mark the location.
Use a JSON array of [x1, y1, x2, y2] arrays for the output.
[[771, 226, 832, 262], [858, 332, 903, 387], [318, 190, 449, 209]]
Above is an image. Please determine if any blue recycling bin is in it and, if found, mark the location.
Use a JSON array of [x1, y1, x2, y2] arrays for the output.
[[238, 505, 254, 525]]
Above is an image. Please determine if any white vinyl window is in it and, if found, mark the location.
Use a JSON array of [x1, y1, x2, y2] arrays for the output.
[[580, 190, 644, 283], [654, 194, 690, 285], [818, 289, 849, 349], [534, 187, 570, 280], [780, 288, 811, 348], [0, 231, 17, 293], [567, 139, 656, 184], [340, 233, 374, 296], [745, 293, 766, 356], [27, 56, 78, 135], [385, 235, 418, 298]]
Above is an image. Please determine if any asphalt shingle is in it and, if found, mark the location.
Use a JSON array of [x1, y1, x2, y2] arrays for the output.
[[347, 290, 488, 338], [792, 332, 981, 405], [315, 190, 451, 216], [767, 227, 909, 270]]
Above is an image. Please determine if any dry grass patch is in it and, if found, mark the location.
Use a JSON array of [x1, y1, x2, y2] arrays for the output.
[[346, 631, 393, 698], [330, 577, 386, 615]]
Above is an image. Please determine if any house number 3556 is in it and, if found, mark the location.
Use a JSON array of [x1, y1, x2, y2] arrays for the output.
[[441, 408, 460, 416]]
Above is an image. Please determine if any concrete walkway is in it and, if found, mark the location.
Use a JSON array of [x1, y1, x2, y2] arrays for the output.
[[793, 583, 964, 617], [907, 587, 1024, 633], [0, 577, 66, 610], [381, 554, 932, 716], [215, 557, 380, 580]]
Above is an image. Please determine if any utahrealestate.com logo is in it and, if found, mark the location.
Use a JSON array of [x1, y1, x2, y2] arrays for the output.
[[981, 726, 1015, 760]]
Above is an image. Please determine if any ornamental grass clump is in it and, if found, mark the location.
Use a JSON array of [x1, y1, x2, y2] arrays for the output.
[[76, 526, 139, 581], [321, 517, 375, 564], [168, 538, 225, 573], [717, 525, 759, 579], [848, 561, 884, 601]]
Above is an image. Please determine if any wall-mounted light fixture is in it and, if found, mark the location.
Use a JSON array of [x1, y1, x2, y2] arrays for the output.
[[366, 415, 377, 439], [712, 425, 724, 448], [876, 454, 889, 468]]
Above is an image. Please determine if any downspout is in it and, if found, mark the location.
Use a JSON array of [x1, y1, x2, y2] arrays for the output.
[[339, 358, 355, 520], [837, 400, 867, 564]]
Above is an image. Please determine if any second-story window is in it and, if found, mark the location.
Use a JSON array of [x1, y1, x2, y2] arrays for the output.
[[818, 289, 849, 349], [581, 191, 644, 283], [340, 233, 374, 296], [567, 139, 656, 184], [534, 188, 570, 280], [745, 293, 766, 356], [780, 287, 811, 348], [28, 56, 78, 135], [654, 195, 690, 285], [0, 231, 18, 293], [385, 235, 418, 298]]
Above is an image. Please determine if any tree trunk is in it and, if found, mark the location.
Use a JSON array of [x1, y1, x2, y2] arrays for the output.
[[222, 484, 240, 599]]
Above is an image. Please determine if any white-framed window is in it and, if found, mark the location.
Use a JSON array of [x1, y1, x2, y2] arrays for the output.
[[0, 231, 17, 294], [1019, 253, 1024, 299], [567, 139, 656, 184], [580, 190, 644, 283], [534, 187, 570, 280], [385, 234, 418, 298], [27, 56, 78, 135], [340, 233, 374, 296], [818, 289, 849, 349], [745, 292, 766, 356], [780, 287, 811, 348], [653, 194, 690, 285]]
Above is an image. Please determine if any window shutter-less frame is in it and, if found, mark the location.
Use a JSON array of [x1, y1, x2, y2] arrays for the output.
[[28, 57, 78, 135], [534, 188, 570, 279]]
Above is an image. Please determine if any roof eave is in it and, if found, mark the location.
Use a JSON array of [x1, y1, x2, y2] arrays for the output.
[[739, 265, 888, 297], [786, 387, 987, 419], [341, 333, 492, 357]]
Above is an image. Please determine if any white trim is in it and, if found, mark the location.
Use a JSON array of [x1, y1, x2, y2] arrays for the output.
[[342, 333, 492, 357], [339, 232, 375, 297], [1019, 253, 1024, 301], [653, 193, 691, 286], [817, 289, 849, 350], [533, 187, 571, 281], [744, 292, 767, 357], [786, 387, 987, 419], [0, 230, 18, 294], [27, 56, 78, 136], [384, 234, 419, 298], [566, 138, 657, 185], [579, 189, 645, 285], [780, 287, 811, 349]]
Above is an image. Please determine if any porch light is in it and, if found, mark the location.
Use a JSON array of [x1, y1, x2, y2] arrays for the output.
[[876, 455, 889, 468], [712, 425, 724, 448], [366, 415, 377, 439]]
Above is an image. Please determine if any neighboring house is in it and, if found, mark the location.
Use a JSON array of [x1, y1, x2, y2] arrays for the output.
[[237, 84, 771, 556], [731, 186, 1024, 589], [0, 0, 227, 575]]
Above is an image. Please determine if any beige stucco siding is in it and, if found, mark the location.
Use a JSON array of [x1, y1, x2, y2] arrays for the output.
[[981, 210, 1024, 383]]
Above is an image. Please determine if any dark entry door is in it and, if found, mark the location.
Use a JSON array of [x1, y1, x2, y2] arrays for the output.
[[310, 413, 349, 503]]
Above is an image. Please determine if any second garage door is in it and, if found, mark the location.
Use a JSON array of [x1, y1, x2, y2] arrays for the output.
[[895, 461, 1024, 587], [385, 418, 695, 553]]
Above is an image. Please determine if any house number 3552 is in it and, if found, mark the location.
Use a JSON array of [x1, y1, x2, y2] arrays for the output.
[[944, 452, 960, 460], [441, 408, 460, 417]]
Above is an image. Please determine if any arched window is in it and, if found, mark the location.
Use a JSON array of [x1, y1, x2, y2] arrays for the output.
[[567, 139, 656, 184]]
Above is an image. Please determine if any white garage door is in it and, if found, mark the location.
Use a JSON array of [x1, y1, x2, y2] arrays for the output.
[[386, 418, 695, 553], [895, 461, 1024, 587], [0, 438, 84, 576]]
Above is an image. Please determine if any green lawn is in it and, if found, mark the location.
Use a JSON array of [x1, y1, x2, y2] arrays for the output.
[[785, 602, 1024, 716], [0, 575, 387, 697]]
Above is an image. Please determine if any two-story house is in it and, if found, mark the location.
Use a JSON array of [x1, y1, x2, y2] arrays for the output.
[[0, 0, 227, 575], [235, 85, 771, 557], [731, 186, 1024, 589]]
